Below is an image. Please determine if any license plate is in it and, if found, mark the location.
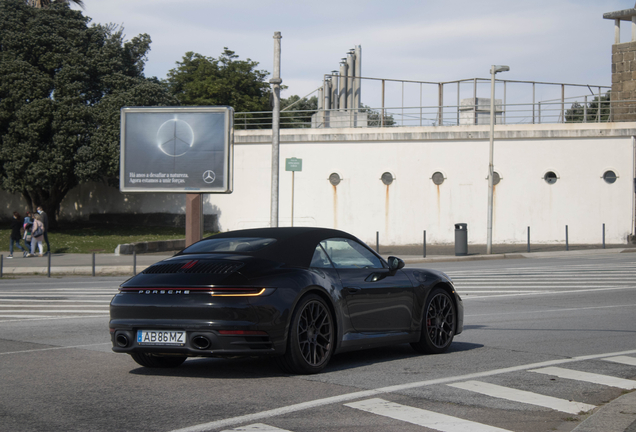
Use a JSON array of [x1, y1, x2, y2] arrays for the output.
[[137, 330, 186, 346]]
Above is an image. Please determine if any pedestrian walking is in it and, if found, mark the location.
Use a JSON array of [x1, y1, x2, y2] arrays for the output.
[[23, 211, 33, 253], [36, 206, 50, 254], [27, 214, 45, 257], [8, 212, 27, 258]]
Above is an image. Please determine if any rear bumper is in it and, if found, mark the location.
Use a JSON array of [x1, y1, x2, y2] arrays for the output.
[[109, 290, 290, 357], [110, 325, 282, 357]]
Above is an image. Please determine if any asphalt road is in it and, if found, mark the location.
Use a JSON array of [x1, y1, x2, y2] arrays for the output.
[[0, 253, 635, 432]]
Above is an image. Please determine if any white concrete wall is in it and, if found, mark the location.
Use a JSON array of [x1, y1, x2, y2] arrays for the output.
[[3, 122, 634, 246], [212, 123, 635, 246]]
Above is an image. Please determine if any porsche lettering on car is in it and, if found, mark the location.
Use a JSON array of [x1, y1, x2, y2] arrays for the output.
[[109, 227, 464, 374]]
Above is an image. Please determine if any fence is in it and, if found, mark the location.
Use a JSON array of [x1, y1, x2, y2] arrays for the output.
[[234, 76, 615, 129]]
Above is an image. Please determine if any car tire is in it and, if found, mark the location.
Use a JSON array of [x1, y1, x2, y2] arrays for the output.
[[276, 294, 334, 375], [130, 352, 187, 368], [411, 288, 456, 354]]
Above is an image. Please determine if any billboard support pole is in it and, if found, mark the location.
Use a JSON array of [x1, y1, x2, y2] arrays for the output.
[[270, 31, 282, 228], [186, 193, 203, 247]]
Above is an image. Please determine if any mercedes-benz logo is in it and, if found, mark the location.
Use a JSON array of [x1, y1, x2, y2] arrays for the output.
[[203, 170, 216, 184], [157, 119, 194, 157]]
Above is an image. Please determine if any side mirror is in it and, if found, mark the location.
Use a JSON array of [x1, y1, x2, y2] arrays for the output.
[[387, 256, 405, 274]]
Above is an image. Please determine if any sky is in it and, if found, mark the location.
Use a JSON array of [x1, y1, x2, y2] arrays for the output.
[[77, 0, 631, 110]]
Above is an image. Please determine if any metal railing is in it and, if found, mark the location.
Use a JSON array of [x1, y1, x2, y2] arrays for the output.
[[234, 76, 617, 129], [234, 99, 620, 129]]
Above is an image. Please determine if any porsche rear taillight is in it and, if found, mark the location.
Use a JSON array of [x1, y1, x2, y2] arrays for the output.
[[119, 287, 266, 296]]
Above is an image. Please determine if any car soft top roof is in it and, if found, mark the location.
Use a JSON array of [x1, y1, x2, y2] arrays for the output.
[[201, 227, 364, 268]]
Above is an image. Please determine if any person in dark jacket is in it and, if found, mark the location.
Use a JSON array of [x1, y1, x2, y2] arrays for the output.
[[8, 211, 27, 258], [23, 211, 33, 253]]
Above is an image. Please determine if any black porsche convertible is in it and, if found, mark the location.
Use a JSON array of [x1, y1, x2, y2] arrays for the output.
[[109, 227, 463, 374]]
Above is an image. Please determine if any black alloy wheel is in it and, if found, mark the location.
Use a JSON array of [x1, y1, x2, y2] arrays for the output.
[[276, 294, 334, 374], [411, 288, 456, 354], [130, 352, 187, 368]]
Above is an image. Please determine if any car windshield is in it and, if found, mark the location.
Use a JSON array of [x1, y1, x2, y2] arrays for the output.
[[181, 237, 277, 254]]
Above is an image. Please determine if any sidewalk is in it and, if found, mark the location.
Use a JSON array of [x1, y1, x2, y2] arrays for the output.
[[0, 252, 171, 276], [0, 243, 634, 275]]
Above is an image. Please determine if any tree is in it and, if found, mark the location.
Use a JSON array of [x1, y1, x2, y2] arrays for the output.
[[280, 95, 318, 128], [363, 105, 396, 127], [0, 0, 178, 225], [565, 92, 610, 123], [165, 49, 272, 113], [26, 0, 84, 8]]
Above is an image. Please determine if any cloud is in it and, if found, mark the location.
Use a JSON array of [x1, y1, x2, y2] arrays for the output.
[[80, 0, 626, 104]]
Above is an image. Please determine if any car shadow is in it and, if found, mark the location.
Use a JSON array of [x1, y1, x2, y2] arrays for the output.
[[128, 341, 483, 378]]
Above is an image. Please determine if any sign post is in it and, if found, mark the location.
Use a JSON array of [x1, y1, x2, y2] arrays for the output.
[[285, 158, 302, 227], [120, 106, 233, 246]]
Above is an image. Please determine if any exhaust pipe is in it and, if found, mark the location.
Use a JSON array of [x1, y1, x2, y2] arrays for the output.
[[192, 335, 211, 350], [116, 334, 129, 348]]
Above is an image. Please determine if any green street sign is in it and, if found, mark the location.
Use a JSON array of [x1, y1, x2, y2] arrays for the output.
[[285, 157, 302, 172]]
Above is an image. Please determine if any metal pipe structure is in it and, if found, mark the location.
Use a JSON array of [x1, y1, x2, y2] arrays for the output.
[[381, 80, 385, 127], [486, 65, 509, 255], [331, 71, 339, 110], [270, 31, 282, 227], [317, 85, 323, 111], [324, 78, 331, 112], [339, 60, 348, 110], [346, 51, 355, 110], [354, 45, 362, 108], [438, 83, 443, 125]]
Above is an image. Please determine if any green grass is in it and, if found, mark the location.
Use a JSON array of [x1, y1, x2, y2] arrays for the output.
[[0, 224, 216, 254]]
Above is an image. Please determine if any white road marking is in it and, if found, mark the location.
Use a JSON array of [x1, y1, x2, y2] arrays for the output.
[[220, 424, 292, 431], [0, 315, 108, 323], [344, 398, 511, 432], [0, 294, 114, 297], [0, 299, 107, 303], [529, 367, 636, 390], [0, 342, 111, 355], [462, 286, 636, 300], [0, 304, 107, 308], [168, 349, 636, 432], [447, 380, 595, 414], [602, 356, 636, 366], [0, 310, 109, 313], [465, 304, 636, 317]]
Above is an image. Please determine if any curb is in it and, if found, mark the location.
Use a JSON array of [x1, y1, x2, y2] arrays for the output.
[[114, 239, 184, 255], [400, 253, 526, 264], [572, 390, 636, 432], [0, 265, 150, 276], [396, 247, 634, 264]]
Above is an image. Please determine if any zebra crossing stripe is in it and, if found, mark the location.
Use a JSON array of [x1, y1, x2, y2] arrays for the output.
[[220, 423, 292, 432], [447, 380, 595, 414], [529, 367, 636, 390], [602, 356, 636, 367], [344, 398, 511, 432]]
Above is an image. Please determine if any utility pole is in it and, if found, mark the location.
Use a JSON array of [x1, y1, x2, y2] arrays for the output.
[[270, 32, 282, 227], [486, 65, 509, 254]]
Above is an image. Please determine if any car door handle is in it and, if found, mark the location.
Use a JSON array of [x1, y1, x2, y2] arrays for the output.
[[345, 286, 361, 294]]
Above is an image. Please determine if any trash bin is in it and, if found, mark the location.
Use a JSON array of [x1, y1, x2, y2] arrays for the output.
[[454, 223, 468, 256]]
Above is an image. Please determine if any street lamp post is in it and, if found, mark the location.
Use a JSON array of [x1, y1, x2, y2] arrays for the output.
[[486, 65, 509, 254], [270, 32, 282, 228]]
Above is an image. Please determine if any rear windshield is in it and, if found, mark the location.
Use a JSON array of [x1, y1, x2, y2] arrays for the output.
[[181, 237, 276, 254]]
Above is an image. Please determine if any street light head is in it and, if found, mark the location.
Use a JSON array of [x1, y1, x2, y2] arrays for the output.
[[491, 65, 510, 74]]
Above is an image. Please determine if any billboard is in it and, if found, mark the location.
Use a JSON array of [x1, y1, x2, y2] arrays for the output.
[[120, 106, 233, 193]]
